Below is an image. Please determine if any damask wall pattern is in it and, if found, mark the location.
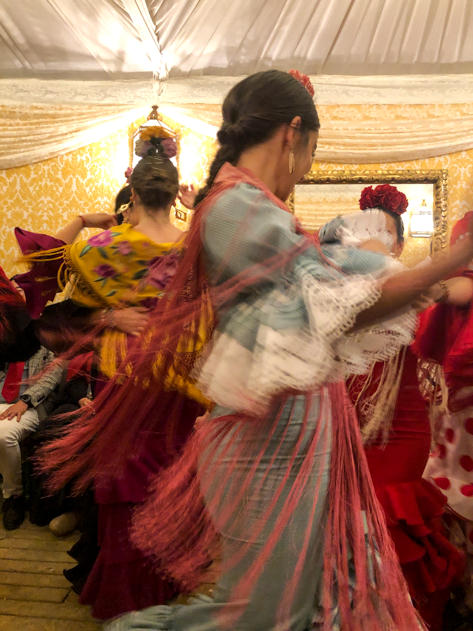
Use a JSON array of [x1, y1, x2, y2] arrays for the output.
[[0, 125, 131, 277], [1, 104, 473, 277]]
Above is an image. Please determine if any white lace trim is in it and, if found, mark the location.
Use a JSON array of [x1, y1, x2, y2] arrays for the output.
[[197, 274, 416, 414], [336, 210, 395, 251]]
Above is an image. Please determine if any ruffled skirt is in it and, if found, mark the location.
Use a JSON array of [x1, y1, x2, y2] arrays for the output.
[[375, 478, 464, 601]]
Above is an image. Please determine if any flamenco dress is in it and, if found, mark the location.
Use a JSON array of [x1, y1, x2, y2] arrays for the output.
[[103, 164, 423, 631], [414, 274, 473, 610], [350, 346, 464, 631], [14, 223, 205, 619]]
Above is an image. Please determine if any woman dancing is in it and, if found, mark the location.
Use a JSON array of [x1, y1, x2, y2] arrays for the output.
[[15, 149, 206, 619], [29, 70, 473, 630], [415, 211, 473, 618]]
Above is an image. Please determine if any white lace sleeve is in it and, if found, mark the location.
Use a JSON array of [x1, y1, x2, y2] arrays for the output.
[[196, 272, 416, 415]]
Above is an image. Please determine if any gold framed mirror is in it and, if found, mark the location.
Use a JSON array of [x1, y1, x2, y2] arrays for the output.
[[291, 169, 448, 266]]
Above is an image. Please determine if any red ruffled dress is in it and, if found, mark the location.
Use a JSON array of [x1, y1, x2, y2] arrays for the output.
[[350, 346, 464, 630], [414, 276, 473, 520]]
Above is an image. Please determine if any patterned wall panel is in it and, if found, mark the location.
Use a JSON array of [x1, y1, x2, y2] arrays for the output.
[[0, 125, 130, 277], [1, 104, 473, 277]]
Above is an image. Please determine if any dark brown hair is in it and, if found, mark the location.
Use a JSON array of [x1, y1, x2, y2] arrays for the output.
[[114, 185, 131, 224], [130, 155, 179, 210], [195, 69, 319, 205]]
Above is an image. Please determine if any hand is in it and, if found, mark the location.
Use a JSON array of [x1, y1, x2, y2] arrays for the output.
[[0, 400, 28, 422], [425, 283, 445, 303], [178, 184, 197, 210], [78, 397, 92, 408], [109, 307, 150, 336], [443, 276, 473, 306], [81, 213, 117, 230]]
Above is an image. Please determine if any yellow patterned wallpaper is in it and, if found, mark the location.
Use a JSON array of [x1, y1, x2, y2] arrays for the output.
[[1, 103, 472, 276], [0, 125, 131, 277]]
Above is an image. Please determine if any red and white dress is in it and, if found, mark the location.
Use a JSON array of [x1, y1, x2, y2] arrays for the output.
[[350, 346, 465, 631], [414, 277, 473, 611], [415, 282, 473, 518]]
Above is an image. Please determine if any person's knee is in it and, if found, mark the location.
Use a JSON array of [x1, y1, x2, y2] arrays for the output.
[[0, 411, 39, 449], [0, 424, 21, 450]]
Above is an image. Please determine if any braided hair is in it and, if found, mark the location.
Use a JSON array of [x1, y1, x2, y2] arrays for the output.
[[195, 70, 319, 206]]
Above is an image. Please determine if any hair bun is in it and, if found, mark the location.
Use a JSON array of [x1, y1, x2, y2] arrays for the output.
[[217, 122, 246, 147]]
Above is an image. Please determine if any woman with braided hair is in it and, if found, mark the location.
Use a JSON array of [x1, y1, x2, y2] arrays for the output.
[[25, 70, 473, 630]]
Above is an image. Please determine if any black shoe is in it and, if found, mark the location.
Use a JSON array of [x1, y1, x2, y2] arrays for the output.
[[2, 495, 25, 530], [63, 565, 88, 594]]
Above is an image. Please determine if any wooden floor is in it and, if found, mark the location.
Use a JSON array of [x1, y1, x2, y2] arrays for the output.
[[0, 514, 100, 631]]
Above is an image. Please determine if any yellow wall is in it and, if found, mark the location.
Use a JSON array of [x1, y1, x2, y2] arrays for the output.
[[0, 125, 130, 277], [2, 104, 472, 276]]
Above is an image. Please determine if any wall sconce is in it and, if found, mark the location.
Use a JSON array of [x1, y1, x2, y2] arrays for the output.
[[409, 199, 434, 237]]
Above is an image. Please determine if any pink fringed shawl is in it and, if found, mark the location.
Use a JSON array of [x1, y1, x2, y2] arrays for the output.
[[39, 163, 423, 630]]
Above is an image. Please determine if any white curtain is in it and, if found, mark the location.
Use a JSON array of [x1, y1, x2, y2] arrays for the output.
[[316, 107, 473, 163], [2, 75, 473, 169], [2, 0, 473, 77], [164, 103, 473, 164], [0, 104, 147, 169]]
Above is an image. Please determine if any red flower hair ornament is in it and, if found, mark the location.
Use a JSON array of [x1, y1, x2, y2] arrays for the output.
[[360, 183, 408, 216], [289, 69, 315, 98]]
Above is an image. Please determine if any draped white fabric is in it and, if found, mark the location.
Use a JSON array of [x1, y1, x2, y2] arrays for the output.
[[315, 107, 473, 163], [1, 0, 473, 78], [151, 0, 473, 76], [165, 103, 473, 164], [0, 0, 161, 76], [0, 104, 147, 169], [2, 98, 473, 169], [3, 74, 473, 107]]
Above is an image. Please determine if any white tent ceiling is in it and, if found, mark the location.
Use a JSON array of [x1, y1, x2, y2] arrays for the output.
[[2, 0, 473, 79], [1, 1, 473, 170]]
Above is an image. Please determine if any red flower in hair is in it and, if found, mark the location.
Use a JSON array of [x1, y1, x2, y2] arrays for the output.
[[359, 184, 408, 216], [289, 69, 315, 98]]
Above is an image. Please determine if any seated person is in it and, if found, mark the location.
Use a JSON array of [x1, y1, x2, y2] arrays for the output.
[[0, 347, 62, 529], [24, 355, 91, 530]]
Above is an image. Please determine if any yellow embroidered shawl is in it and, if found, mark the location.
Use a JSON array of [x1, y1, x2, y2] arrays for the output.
[[62, 223, 179, 309], [22, 224, 209, 404]]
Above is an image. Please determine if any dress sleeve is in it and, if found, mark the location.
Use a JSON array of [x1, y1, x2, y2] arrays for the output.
[[196, 185, 416, 414], [14, 228, 67, 318], [202, 183, 305, 283]]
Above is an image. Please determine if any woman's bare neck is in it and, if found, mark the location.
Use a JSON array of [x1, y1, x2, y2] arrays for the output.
[[133, 207, 184, 244]]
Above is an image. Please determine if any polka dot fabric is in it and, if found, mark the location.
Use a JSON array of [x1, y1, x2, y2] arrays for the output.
[[426, 400, 473, 520]]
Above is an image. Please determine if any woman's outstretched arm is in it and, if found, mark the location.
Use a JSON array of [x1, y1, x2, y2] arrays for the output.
[[55, 213, 117, 244], [355, 228, 473, 328]]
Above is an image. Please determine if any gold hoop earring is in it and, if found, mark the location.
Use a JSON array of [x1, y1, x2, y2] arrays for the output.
[[288, 151, 295, 174], [117, 201, 132, 216]]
